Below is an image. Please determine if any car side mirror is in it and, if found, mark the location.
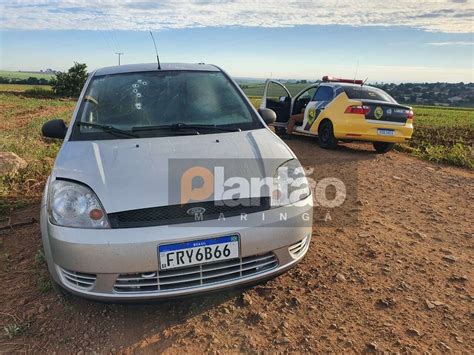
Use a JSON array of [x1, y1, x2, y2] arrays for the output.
[[42, 119, 67, 139], [258, 108, 277, 124]]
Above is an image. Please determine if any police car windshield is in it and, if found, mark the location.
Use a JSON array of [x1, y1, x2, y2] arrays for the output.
[[72, 71, 261, 140], [344, 86, 396, 103]]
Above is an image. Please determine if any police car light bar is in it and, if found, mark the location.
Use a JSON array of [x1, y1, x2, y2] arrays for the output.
[[322, 76, 363, 85]]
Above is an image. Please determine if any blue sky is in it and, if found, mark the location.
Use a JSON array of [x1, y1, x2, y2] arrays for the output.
[[0, 1, 473, 83]]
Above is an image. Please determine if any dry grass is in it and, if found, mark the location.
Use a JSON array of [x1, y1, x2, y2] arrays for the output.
[[0, 88, 75, 215]]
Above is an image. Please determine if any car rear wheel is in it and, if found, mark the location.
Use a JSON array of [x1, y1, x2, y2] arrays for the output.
[[373, 142, 395, 154], [318, 120, 337, 149]]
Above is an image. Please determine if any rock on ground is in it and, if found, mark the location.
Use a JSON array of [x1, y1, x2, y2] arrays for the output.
[[0, 152, 27, 175]]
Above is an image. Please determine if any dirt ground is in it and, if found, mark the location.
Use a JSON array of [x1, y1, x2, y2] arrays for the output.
[[1, 137, 473, 353]]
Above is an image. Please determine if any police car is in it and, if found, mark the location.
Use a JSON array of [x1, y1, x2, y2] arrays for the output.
[[260, 76, 414, 153]]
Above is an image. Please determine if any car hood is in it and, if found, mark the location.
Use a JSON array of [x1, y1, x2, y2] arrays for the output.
[[52, 128, 294, 213]]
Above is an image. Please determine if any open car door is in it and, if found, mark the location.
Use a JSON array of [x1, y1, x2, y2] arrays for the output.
[[260, 80, 292, 129], [290, 84, 319, 134]]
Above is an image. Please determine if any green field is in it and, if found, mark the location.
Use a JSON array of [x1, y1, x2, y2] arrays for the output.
[[404, 106, 473, 168], [0, 70, 54, 81], [0, 83, 472, 214], [0, 83, 52, 92], [410, 105, 474, 128]]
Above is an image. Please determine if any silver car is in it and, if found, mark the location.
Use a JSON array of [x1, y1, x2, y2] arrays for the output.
[[40, 63, 313, 300]]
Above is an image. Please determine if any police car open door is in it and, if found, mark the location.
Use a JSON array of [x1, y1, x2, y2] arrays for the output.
[[295, 85, 334, 134], [290, 85, 318, 134], [260, 80, 292, 131]]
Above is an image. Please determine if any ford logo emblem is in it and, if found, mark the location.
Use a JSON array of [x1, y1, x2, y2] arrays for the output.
[[186, 207, 206, 216]]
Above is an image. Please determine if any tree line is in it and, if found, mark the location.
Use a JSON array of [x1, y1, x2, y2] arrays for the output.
[[0, 76, 51, 85], [0, 63, 88, 97]]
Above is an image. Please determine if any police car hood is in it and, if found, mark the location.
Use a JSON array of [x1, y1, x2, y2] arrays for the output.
[[52, 128, 294, 213]]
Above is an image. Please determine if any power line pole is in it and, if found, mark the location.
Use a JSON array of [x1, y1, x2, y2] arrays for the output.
[[115, 52, 124, 65]]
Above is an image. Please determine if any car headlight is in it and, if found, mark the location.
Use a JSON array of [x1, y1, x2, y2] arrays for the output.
[[48, 180, 110, 228], [272, 159, 311, 207]]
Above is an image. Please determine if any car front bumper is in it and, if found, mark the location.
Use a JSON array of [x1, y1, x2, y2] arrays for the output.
[[40, 196, 313, 301]]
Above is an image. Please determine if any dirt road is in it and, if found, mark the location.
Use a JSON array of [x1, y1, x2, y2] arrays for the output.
[[1, 137, 473, 353]]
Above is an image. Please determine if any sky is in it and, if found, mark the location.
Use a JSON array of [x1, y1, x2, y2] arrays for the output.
[[0, 0, 473, 83]]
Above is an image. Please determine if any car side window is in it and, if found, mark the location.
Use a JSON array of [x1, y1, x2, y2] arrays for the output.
[[299, 87, 317, 100], [313, 86, 334, 102], [292, 87, 317, 114]]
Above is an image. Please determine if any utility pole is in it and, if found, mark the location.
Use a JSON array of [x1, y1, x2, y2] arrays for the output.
[[115, 52, 124, 65]]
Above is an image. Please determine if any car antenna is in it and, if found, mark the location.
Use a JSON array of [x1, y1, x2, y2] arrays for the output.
[[353, 59, 359, 84], [362, 77, 368, 86], [149, 30, 161, 70]]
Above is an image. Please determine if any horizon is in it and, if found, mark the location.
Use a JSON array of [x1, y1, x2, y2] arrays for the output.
[[3, 68, 473, 85], [0, 1, 473, 83]]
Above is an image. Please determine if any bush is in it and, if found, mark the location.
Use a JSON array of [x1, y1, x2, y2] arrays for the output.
[[50, 62, 88, 97]]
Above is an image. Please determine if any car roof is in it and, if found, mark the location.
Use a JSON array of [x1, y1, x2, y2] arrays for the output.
[[94, 62, 220, 76]]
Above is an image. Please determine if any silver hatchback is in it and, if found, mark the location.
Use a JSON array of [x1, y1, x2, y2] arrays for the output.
[[40, 63, 313, 300]]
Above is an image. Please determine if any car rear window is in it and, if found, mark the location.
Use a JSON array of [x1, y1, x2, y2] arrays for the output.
[[343, 86, 396, 103]]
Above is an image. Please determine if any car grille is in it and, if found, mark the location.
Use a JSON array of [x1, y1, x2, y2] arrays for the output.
[[60, 268, 97, 289], [114, 252, 278, 293], [288, 236, 309, 258], [107, 197, 271, 228]]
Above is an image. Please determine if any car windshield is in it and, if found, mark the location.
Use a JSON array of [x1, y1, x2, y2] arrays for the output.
[[343, 86, 396, 103], [72, 70, 261, 139]]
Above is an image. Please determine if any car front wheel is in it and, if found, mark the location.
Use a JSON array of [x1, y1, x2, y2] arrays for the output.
[[373, 142, 395, 154], [318, 120, 338, 149]]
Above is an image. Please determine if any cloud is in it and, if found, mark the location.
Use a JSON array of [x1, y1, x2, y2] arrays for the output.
[[427, 41, 474, 45], [1, 0, 473, 33]]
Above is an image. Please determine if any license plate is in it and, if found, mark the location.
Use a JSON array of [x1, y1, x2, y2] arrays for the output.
[[377, 129, 395, 136], [159, 235, 240, 270]]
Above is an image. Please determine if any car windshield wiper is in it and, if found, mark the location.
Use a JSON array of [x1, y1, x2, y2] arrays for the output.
[[131, 123, 241, 133], [76, 122, 139, 138]]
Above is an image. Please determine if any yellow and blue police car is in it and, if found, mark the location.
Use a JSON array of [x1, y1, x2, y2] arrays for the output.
[[260, 76, 414, 153]]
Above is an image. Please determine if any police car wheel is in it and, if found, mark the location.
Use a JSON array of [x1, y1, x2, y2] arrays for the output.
[[373, 142, 395, 154], [318, 120, 337, 149]]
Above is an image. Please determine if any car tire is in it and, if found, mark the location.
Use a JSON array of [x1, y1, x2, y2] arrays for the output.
[[373, 142, 395, 154], [318, 120, 338, 149]]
